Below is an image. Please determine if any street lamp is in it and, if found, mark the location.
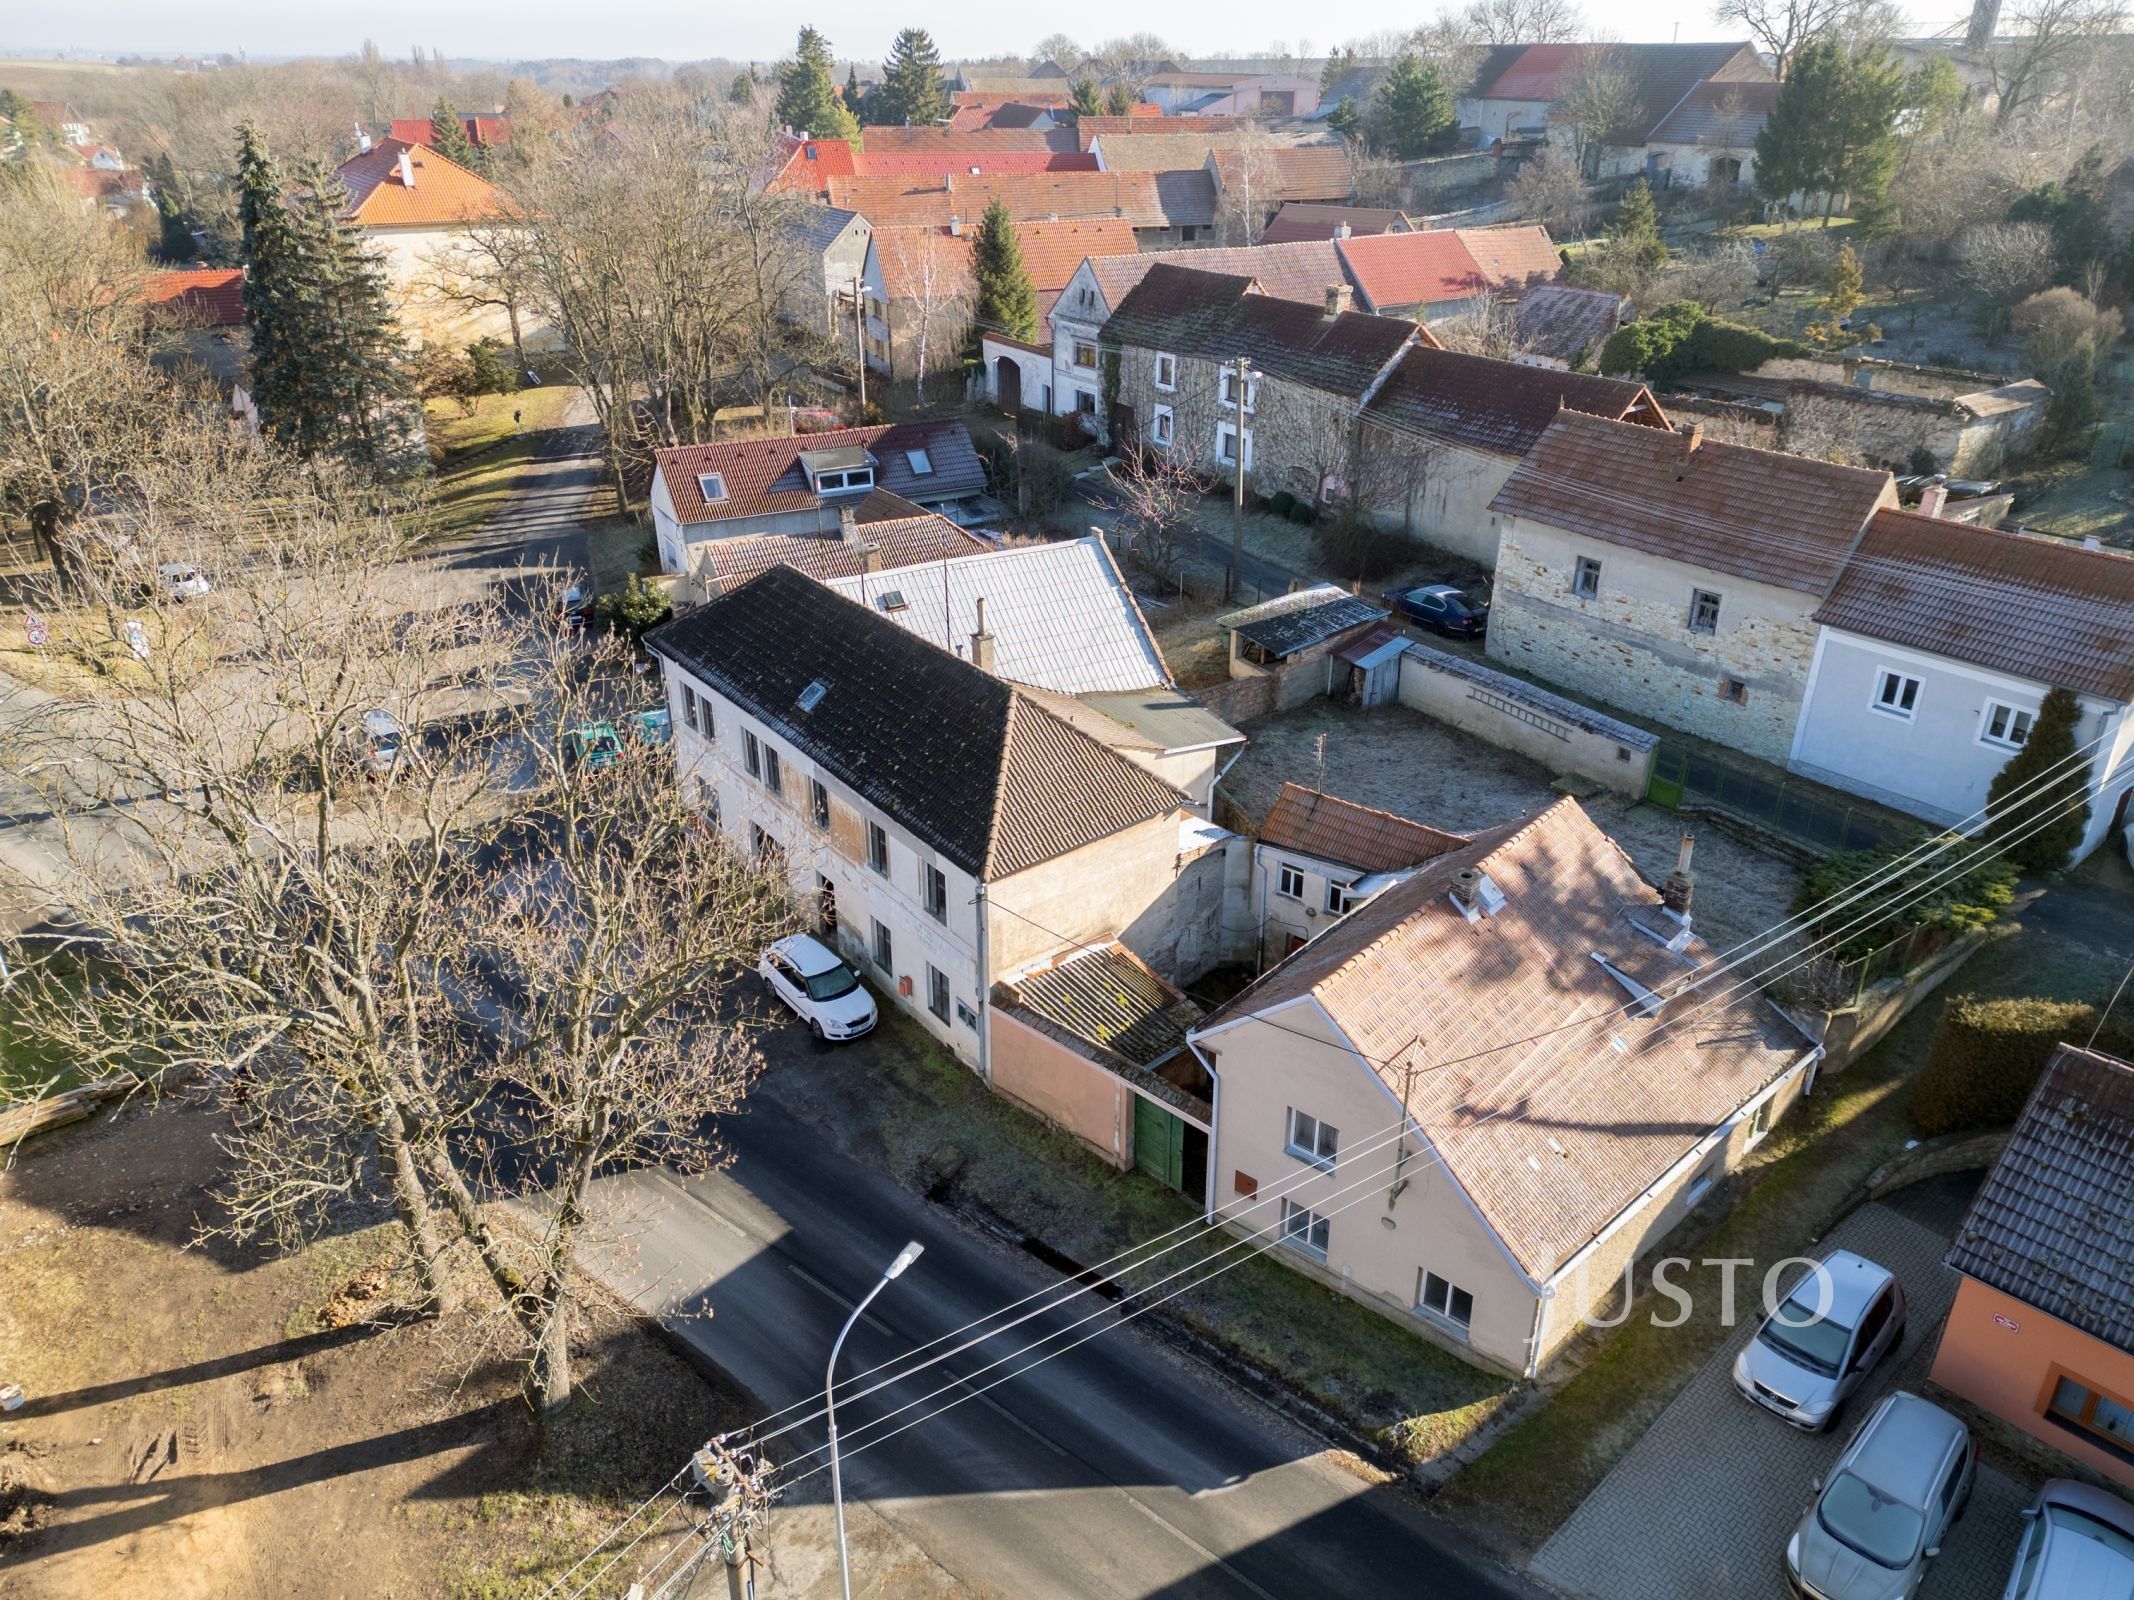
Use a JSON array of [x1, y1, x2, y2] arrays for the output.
[[827, 1239, 924, 1600]]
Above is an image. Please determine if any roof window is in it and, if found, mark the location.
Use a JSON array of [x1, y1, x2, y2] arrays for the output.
[[696, 471, 728, 502], [796, 680, 828, 712], [905, 448, 934, 475], [875, 590, 908, 612]]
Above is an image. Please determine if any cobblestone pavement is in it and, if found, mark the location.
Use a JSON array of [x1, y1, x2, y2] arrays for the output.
[[1529, 1202, 2030, 1600]]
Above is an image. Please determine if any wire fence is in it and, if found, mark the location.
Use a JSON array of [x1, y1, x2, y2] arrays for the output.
[[1830, 920, 1958, 1009], [1644, 741, 1915, 857]]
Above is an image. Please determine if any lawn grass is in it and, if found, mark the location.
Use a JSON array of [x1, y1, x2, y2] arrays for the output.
[[425, 386, 577, 460], [1440, 900, 2131, 1551], [403, 386, 582, 546], [2010, 458, 2134, 545], [1717, 216, 1859, 242], [840, 1012, 1514, 1465], [584, 517, 656, 597]]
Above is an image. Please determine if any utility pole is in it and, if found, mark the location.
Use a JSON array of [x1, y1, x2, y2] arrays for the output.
[[851, 274, 868, 412], [1226, 355, 1252, 602], [666, 1439, 773, 1600]]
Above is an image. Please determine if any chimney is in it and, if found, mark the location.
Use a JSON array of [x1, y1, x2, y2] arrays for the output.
[[970, 596, 998, 675], [1334, 221, 1351, 239], [1684, 422, 1704, 453], [1662, 834, 1695, 916], [1917, 483, 1948, 518], [1450, 868, 1483, 912], [949, 214, 963, 236], [396, 146, 415, 188], [839, 504, 863, 545], [357, 124, 373, 154], [863, 543, 883, 572], [1323, 283, 1354, 319]]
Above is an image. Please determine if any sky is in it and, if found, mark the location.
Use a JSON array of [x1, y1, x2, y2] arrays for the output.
[[7, 0, 1975, 68]]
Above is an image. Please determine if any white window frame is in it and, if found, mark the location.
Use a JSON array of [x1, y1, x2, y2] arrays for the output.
[[1980, 698, 2035, 750], [1275, 862, 1306, 900], [811, 778, 830, 830], [1689, 588, 1722, 634], [904, 448, 934, 475], [1285, 1107, 1338, 1170], [1417, 1270, 1474, 1333], [1325, 880, 1351, 915], [1149, 404, 1174, 448], [1072, 340, 1098, 371], [1216, 422, 1253, 471], [1744, 1093, 1773, 1147], [1219, 368, 1259, 411], [1871, 667, 1922, 721], [761, 744, 782, 795], [1572, 556, 1601, 600], [1279, 1198, 1330, 1262], [695, 471, 728, 503], [1153, 352, 1177, 391]]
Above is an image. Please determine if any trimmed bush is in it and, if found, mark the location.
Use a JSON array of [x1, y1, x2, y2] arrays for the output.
[[1268, 490, 1297, 517], [1793, 834, 2016, 961], [1911, 994, 2133, 1135], [1286, 499, 1316, 525], [1597, 298, 1811, 386]]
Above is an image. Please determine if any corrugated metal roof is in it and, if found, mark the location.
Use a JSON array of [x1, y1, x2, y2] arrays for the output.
[[1814, 511, 2134, 701], [1219, 584, 1388, 655], [822, 536, 1171, 695], [1948, 1044, 2134, 1352]]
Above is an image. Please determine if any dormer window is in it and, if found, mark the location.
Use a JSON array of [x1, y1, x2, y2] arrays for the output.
[[799, 445, 876, 496], [905, 449, 934, 475], [696, 471, 728, 503], [876, 589, 908, 612]]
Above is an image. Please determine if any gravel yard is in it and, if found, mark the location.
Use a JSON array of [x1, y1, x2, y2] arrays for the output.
[[1221, 700, 1804, 957]]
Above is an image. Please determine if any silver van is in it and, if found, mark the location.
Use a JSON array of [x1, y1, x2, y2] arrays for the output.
[[1786, 1390, 1976, 1600]]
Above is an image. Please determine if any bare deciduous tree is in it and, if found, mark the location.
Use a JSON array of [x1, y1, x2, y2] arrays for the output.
[[1465, 0, 1585, 43], [1507, 149, 1593, 234], [872, 227, 972, 404], [1710, 0, 1847, 78], [1990, 0, 2129, 127], [1554, 47, 1646, 175], [1660, 240, 1760, 311], [1958, 220, 2058, 329]]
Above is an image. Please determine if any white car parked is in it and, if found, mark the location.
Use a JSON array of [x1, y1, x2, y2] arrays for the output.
[[758, 934, 877, 1041], [158, 562, 212, 601]]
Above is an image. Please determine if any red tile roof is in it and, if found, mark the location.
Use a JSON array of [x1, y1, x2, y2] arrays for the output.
[[1260, 782, 1468, 872], [1455, 225, 1561, 291], [652, 420, 985, 526], [830, 169, 1215, 230], [1260, 202, 1411, 244], [1336, 230, 1489, 309], [388, 114, 512, 148], [1814, 511, 2134, 701], [142, 266, 245, 327], [335, 138, 510, 228], [1478, 42, 1588, 100], [767, 136, 861, 193], [851, 150, 1096, 178], [1490, 409, 1896, 595], [860, 125, 1077, 153], [1010, 216, 1140, 291]]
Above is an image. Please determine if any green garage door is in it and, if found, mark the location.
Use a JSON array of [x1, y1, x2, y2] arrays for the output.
[[1133, 1095, 1185, 1192]]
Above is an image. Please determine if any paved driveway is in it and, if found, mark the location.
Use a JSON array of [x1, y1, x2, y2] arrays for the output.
[[1530, 1201, 2028, 1600]]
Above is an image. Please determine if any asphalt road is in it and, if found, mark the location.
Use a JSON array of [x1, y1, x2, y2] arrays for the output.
[[580, 1075, 1544, 1600]]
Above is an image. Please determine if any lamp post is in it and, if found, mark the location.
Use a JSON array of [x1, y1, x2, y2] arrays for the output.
[[827, 1239, 924, 1600]]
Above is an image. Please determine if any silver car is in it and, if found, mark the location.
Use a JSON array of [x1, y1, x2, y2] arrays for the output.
[[1736, 1249, 1908, 1430], [1786, 1390, 1976, 1600], [2002, 1478, 2134, 1599]]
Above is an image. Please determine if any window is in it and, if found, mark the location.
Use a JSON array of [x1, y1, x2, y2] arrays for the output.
[[1279, 1199, 1329, 1261], [1285, 1108, 1338, 1170], [1325, 881, 1352, 915], [1745, 1094, 1772, 1145], [927, 964, 950, 1022], [682, 684, 699, 733], [1275, 863, 1306, 900], [796, 680, 827, 712], [1219, 367, 1258, 410], [1718, 676, 1749, 705], [1072, 340, 1098, 370], [1179, 225, 1199, 242], [1216, 423, 1253, 471], [1418, 1271, 1474, 1332], [1073, 389, 1097, 415], [1689, 589, 1722, 634], [1872, 668, 1921, 720], [751, 823, 780, 860], [742, 729, 761, 778], [955, 999, 979, 1029], [1572, 556, 1602, 600], [1982, 700, 2035, 749], [2047, 1376, 2134, 1457], [904, 448, 934, 475], [867, 821, 890, 875], [1153, 352, 1177, 391], [1149, 404, 1174, 447], [876, 589, 909, 612], [870, 918, 893, 974], [811, 779, 830, 830], [815, 466, 875, 494], [763, 747, 783, 795], [695, 471, 728, 503], [922, 863, 947, 921]]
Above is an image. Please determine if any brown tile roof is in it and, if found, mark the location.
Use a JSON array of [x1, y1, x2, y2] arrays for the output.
[[142, 266, 245, 327], [1336, 229, 1487, 309], [1084, 239, 1351, 311], [652, 420, 986, 526], [695, 498, 991, 591], [1455, 225, 1561, 291], [1095, 132, 1240, 171], [1646, 79, 1779, 146], [1260, 202, 1411, 244], [335, 138, 510, 228], [1210, 145, 1353, 203], [1078, 113, 1238, 148], [1948, 1044, 2134, 1351], [648, 565, 1186, 880], [1011, 216, 1140, 291], [1489, 409, 1895, 595], [1260, 783, 1469, 873], [852, 150, 1097, 178], [1363, 345, 1665, 460], [1508, 284, 1626, 366], [1199, 797, 1815, 1281], [1104, 263, 1419, 398], [830, 169, 1215, 229], [1814, 511, 2134, 701], [860, 125, 1078, 153]]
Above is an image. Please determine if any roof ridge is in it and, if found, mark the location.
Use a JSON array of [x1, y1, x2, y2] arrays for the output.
[[1276, 781, 1463, 836]]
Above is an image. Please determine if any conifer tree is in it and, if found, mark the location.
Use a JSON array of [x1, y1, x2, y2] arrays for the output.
[[776, 28, 860, 141], [729, 68, 759, 106], [236, 121, 306, 445], [429, 98, 480, 170], [845, 64, 863, 113], [1368, 54, 1456, 159], [1104, 82, 1134, 116], [1985, 688, 2091, 872], [1070, 76, 1102, 117], [878, 28, 946, 126], [968, 197, 1039, 354], [283, 161, 411, 470], [148, 151, 195, 261]]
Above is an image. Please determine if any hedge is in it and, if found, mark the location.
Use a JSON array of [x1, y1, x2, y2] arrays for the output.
[[1910, 994, 2134, 1135], [1598, 299, 1812, 387]]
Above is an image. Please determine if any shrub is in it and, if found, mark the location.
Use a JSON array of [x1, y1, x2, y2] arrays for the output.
[[597, 573, 672, 643], [1268, 489, 1297, 517], [1792, 834, 2016, 961], [1313, 514, 1411, 580], [1984, 687, 2090, 871], [1008, 437, 1075, 517], [464, 337, 520, 397], [1286, 499, 1316, 525], [1596, 300, 1809, 386], [1910, 994, 2133, 1135]]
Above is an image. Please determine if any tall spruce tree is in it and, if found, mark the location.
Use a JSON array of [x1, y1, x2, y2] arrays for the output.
[[845, 65, 863, 113], [968, 198, 1039, 354], [1104, 82, 1134, 116], [878, 28, 946, 126], [1070, 75, 1102, 117], [1369, 54, 1456, 159], [1985, 688, 2092, 872], [776, 28, 860, 141], [236, 121, 306, 447], [1757, 40, 1903, 222], [148, 151, 195, 261], [429, 98, 481, 170], [284, 161, 411, 469]]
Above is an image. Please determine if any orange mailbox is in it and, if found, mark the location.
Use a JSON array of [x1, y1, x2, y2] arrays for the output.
[[897, 976, 913, 997]]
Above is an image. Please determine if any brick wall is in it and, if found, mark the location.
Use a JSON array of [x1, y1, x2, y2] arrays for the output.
[[1485, 517, 1820, 764]]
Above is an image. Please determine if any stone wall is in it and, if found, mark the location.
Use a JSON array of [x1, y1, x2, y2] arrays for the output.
[[1485, 516, 1819, 764]]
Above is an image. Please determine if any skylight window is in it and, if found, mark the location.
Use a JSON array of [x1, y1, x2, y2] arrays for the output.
[[696, 471, 728, 502], [876, 590, 908, 612], [905, 448, 934, 475], [796, 680, 827, 712]]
